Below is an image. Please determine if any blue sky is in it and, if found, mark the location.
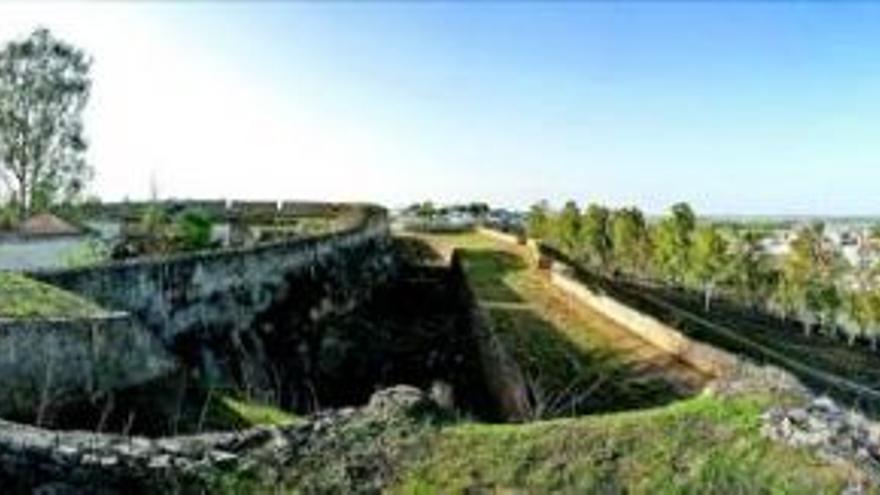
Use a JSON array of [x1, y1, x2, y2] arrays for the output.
[[2, 2, 880, 214]]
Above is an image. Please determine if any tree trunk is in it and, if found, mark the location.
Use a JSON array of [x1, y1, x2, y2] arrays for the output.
[[17, 178, 28, 223], [803, 318, 812, 337], [703, 284, 713, 312]]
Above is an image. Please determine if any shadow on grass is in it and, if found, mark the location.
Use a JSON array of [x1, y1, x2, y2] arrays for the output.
[[487, 304, 689, 418], [451, 244, 694, 419]]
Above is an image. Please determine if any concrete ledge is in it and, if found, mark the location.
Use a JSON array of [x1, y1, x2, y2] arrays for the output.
[[548, 263, 739, 377]]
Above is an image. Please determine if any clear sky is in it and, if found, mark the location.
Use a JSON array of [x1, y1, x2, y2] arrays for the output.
[[1, 1, 879, 214]]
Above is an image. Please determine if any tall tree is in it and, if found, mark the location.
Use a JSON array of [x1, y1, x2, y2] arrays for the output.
[[0, 28, 92, 219], [526, 200, 551, 239], [652, 202, 697, 284], [726, 230, 772, 310], [579, 203, 612, 269], [771, 276, 799, 322], [689, 225, 730, 311], [610, 207, 651, 278], [844, 290, 871, 347], [555, 200, 581, 255], [866, 290, 880, 351], [780, 223, 843, 336]]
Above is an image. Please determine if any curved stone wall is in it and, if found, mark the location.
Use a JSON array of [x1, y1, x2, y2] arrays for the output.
[[5, 203, 395, 421], [30, 205, 393, 344]]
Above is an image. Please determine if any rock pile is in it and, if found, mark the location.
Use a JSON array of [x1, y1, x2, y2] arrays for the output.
[[708, 362, 809, 400], [0, 385, 444, 494], [762, 396, 880, 484]]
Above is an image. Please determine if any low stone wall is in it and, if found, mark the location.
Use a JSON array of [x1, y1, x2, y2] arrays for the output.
[[0, 385, 440, 493], [548, 264, 739, 377], [87, 199, 352, 223], [0, 314, 175, 420], [450, 252, 531, 421]]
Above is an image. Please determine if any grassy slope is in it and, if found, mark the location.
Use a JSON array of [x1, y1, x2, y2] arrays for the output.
[[391, 231, 868, 493], [396, 394, 861, 493], [0, 272, 105, 318], [414, 232, 705, 416]]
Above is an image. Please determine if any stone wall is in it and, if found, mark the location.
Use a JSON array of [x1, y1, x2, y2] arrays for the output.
[[30, 209, 393, 345], [85, 199, 351, 222], [0, 314, 175, 420], [0, 385, 440, 494], [548, 263, 740, 377], [25, 206, 395, 409], [450, 252, 531, 422]]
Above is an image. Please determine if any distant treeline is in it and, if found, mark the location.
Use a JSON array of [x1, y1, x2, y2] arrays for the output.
[[526, 200, 880, 350]]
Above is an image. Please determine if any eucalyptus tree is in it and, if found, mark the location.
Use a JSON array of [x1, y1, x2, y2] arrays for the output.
[[771, 277, 800, 322], [844, 290, 871, 347], [866, 290, 880, 351], [610, 207, 651, 279], [526, 200, 552, 239], [726, 230, 772, 310], [556, 200, 582, 255], [579, 203, 613, 269], [0, 28, 92, 219], [816, 283, 843, 338], [652, 202, 696, 284], [689, 224, 730, 311], [781, 223, 844, 336]]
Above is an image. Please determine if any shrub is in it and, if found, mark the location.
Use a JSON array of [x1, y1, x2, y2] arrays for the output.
[[173, 209, 214, 251]]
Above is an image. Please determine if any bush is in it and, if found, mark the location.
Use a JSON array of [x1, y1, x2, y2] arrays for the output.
[[173, 209, 214, 251]]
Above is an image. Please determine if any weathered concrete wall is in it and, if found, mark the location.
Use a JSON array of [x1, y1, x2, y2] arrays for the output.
[[24, 207, 395, 410], [548, 263, 739, 377], [450, 252, 531, 422], [30, 210, 393, 345], [0, 314, 175, 420]]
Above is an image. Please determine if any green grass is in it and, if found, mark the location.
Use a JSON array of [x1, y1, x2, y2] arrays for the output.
[[394, 393, 866, 494], [0, 272, 105, 318], [414, 232, 702, 417], [391, 232, 870, 492], [215, 394, 302, 427]]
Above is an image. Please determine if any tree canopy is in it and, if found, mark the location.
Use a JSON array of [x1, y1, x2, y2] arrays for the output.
[[0, 28, 92, 219]]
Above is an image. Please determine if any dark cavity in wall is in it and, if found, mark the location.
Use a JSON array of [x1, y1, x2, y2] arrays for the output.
[[43, 238, 497, 436]]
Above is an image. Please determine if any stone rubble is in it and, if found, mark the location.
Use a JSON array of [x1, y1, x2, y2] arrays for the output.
[[0, 385, 441, 494], [762, 395, 880, 486]]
